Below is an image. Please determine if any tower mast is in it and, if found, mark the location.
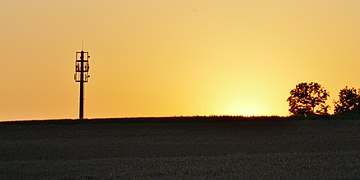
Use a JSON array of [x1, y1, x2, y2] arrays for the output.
[[74, 50, 90, 120]]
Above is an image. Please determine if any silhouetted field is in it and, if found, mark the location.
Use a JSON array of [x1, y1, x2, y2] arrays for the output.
[[1, 117, 360, 179]]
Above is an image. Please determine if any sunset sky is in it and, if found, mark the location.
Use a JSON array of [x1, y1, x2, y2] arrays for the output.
[[1, 0, 360, 121]]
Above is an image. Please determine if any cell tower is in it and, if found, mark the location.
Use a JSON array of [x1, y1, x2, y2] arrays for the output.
[[74, 50, 90, 120]]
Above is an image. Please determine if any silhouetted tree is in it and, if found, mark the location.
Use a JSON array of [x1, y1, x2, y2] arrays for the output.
[[287, 82, 329, 117], [334, 86, 360, 115]]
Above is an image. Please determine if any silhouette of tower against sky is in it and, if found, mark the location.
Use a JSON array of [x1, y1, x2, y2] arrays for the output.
[[74, 50, 90, 120]]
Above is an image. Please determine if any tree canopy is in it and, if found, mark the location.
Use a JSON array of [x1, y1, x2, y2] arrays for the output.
[[334, 86, 360, 115], [287, 82, 329, 117]]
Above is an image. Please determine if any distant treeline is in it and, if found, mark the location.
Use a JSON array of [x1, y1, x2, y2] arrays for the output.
[[287, 82, 360, 118]]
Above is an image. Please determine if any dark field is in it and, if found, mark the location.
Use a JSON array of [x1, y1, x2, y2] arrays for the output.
[[1, 117, 360, 179]]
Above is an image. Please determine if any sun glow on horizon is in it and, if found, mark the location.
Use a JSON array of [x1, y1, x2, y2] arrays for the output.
[[217, 100, 265, 117]]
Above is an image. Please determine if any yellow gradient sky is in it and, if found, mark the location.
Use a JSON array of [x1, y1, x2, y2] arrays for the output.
[[1, 0, 360, 120]]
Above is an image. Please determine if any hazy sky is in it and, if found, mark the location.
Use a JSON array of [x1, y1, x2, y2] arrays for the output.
[[1, 0, 360, 120]]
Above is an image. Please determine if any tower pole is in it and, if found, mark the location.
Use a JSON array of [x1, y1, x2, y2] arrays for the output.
[[74, 49, 90, 120], [79, 50, 84, 120]]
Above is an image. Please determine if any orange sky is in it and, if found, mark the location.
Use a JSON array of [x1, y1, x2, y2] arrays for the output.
[[1, 0, 360, 121]]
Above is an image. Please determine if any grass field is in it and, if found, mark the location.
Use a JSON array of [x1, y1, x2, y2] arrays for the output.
[[1, 117, 360, 179]]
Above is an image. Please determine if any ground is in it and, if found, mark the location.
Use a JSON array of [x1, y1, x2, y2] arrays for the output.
[[0, 117, 360, 179]]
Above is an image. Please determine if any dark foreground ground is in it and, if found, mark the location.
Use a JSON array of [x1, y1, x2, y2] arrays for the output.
[[1, 117, 360, 179]]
